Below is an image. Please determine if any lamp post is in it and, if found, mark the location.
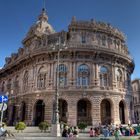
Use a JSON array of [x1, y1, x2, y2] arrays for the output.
[[51, 37, 62, 137]]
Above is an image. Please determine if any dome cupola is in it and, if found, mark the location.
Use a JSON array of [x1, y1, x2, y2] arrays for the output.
[[22, 8, 55, 45]]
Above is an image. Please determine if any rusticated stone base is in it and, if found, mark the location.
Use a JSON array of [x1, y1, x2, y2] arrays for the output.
[[51, 123, 61, 137]]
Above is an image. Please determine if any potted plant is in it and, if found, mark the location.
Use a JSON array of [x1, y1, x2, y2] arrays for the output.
[[15, 122, 26, 132], [38, 121, 49, 132], [78, 122, 87, 132]]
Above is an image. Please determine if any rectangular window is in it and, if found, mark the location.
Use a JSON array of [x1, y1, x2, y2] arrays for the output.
[[81, 36, 86, 43]]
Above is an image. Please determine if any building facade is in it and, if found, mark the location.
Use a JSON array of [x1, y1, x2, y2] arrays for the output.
[[132, 79, 140, 123], [0, 9, 134, 126]]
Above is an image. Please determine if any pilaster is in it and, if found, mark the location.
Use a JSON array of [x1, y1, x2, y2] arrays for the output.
[[92, 96, 100, 126], [94, 63, 99, 87], [112, 64, 117, 90], [67, 98, 77, 126], [25, 100, 34, 125], [44, 97, 53, 124], [113, 97, 121, 125]]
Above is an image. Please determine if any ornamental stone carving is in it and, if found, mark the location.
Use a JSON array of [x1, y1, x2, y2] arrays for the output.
[[0, 9, 134, 126]]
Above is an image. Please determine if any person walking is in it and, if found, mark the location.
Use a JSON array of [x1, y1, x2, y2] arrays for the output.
[[114, 128, 120, 140]]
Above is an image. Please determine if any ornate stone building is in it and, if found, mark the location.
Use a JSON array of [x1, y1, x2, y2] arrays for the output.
[[0, 9, 134, 126], [132, 79, 140, 123]]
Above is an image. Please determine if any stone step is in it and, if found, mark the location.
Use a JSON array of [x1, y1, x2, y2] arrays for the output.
[[4, 135, 140, 140], [14, 132, 50, 137], [6, 126, 50, 133]]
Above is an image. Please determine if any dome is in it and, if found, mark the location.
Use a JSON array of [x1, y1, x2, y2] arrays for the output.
[[23, 8, 55, 43]]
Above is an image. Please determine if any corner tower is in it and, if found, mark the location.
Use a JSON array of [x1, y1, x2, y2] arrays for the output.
[[22, 8, 55, 48]]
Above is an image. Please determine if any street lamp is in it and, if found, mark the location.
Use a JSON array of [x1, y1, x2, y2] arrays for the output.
[[51, 36, 66, 137]]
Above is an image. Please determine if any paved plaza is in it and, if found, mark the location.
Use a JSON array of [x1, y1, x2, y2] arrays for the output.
[[0, 133, 139, 140], [0, 127, 139, 140]]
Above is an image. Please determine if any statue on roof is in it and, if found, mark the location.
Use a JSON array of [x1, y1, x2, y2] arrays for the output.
[[23, 8, 55, 44]]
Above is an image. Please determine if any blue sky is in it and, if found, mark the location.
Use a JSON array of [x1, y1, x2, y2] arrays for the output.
[[0, 0, 140, 80]]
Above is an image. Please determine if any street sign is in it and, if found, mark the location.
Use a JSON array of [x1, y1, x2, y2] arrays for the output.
[[0, 95, 8, 103], [0, 103, 7, 111]]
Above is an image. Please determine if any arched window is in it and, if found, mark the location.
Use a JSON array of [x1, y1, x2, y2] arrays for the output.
[[137, 111, 139, 120], [15, 76, 19, 88], [57, 64, 67, 86], [102, 35, 106, 46], [1, 81, 5, 92], [23, 71, 28, 91], [116, 69, 123, 88], [127, 73, 131, 90], [7, 79, 12, 91], [14, 75, 19, 93], [37, 67, 47, 89], [134, 85, 136, 91], [100, 66, 109, 87], [81, 35, 86, 43], [77, 64, 89, 86]]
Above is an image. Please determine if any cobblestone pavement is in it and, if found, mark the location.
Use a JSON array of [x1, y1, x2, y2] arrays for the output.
[[1, 134, 139, 140]]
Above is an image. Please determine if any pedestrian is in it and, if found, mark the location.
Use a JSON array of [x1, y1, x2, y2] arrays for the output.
[[62, 126, 69, 137], [89, 127, 95, 137], [114, 128, 120, 140], [103, 126, 109, 138], [0, 124, 14, 137], [73, 126, 79, 137], [68, 126, 73, 137]]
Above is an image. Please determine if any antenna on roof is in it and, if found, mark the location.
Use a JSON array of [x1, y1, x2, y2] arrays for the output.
[[43, 0, 46, 11]]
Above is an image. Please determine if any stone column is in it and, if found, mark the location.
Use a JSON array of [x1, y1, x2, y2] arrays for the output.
[[125, 98, 131, 124], [67, 98, 77, 126], [44, 97, 53, 124], [112, 64, 117, 90], [32, 66, 37, 91], [113, 96, 121, 124], [52, 62, 55, 87], [91, 63, 94, 87], [25, 100, 34, 126], [94, 63, 99, 87], [48, 63, 53, 88], [16, 99, 22, 121], [73, 62, 77, 87], [7, 102, 13, 125], [92, 96, 100, 126], [123, 68, 127, 89], [49, 63, 51, 79], [69, 61, 73, 87]]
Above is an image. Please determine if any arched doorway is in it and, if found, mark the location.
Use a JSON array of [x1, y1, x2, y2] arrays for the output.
[[11, 105, 16, 126], [119, 101, 125, 124], [21, 102, 26, 121], [101, 99, 111, 125], [3, 107, 8, 123], [34, 100, 45, 126], [77, 99, 92, 125], [59, 99, 68, 123]]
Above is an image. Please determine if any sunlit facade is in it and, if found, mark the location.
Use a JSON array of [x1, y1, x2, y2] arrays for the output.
[[132, 79, 140, 123], [0, 9, 134, 126]]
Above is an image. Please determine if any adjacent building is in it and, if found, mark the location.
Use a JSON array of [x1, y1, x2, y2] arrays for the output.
[[132, 79, 140, 123], [0, 9, 135, 126]]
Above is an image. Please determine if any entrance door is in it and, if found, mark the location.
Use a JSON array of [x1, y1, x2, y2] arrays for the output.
[[119, 101, 125, 124], [101, 99, 111, 125], [11, 105, 16, 126], [77, 99, 92, 125], [34, 100, 45, 126], [21, 102, 26, 121], [59, 99, 68, 123]]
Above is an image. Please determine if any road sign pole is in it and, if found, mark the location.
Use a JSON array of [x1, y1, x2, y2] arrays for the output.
[[0, 95, 8, 124], [0, 102, 4, 124]]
